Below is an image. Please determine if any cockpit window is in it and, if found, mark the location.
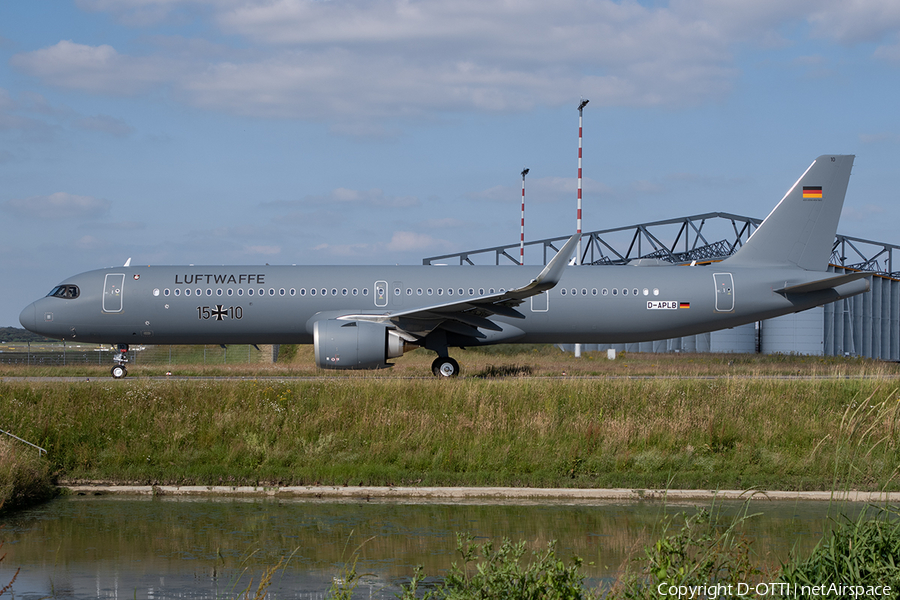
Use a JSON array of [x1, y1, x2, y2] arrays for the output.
[[48, 285, 80, 299]]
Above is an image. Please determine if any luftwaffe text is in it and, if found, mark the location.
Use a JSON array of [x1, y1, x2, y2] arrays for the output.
[[174, 274, 265, 285]]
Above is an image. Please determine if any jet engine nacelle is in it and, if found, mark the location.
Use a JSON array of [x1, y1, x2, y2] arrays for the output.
[[313, 319, 405, 369]]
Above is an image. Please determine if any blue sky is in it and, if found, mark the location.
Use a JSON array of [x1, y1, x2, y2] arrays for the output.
[[2, 0, 899, 327]]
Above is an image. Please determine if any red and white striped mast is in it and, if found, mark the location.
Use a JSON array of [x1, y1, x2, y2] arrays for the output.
[[519, 167, 529, 265], [576, 98, 589, 265], [575, 98, 588, 358]]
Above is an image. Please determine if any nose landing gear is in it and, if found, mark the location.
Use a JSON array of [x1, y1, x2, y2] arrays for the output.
[[111, 344, 129, 379]]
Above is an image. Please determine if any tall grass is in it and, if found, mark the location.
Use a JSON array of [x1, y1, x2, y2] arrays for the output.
[[0, 437, 56, 513], [778, 506, 900, 592], [1, 376, 899, 489]]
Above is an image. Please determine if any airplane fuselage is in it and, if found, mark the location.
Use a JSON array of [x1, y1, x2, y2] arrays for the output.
[[19, 262, 866, 347], [17, 155, 869, 377]]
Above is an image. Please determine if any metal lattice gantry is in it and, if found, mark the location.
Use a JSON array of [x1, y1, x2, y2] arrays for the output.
[[424, 212, 763, 267], [832, 234, 900, 278], [424, 213, 900, 280]]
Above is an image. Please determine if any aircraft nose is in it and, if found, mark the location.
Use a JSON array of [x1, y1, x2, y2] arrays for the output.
[[19, 302, 37, 333]]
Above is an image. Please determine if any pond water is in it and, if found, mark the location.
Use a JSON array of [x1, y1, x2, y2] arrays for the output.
[[0, 495, 876, 599]]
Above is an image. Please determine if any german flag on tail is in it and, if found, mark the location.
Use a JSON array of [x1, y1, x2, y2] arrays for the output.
[[802, 186, 823, 199]]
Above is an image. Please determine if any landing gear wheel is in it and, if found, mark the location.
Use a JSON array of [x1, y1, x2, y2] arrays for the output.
[[111, 365, 127, 379], [432, 357, 460, 378]]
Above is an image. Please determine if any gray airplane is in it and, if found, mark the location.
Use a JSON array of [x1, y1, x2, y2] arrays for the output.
[[20, 155, 870, 378]]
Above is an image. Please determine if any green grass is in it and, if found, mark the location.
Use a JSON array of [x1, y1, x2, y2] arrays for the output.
[[0, 437, 57, 514], [1, 371, 899, 490]]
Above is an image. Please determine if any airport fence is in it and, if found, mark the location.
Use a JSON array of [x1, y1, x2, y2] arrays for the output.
[[0, 344, 278, 367]]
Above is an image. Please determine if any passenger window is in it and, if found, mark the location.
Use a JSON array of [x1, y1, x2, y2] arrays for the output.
[[623, 288, 628, 296], [602, 288, 608, 296], [175, 289, 181, 296], [561, 289, 567, 296], [186, 289, 192, 296], [352, 288, 358, 296]]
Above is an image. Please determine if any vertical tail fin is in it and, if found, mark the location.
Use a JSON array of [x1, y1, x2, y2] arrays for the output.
[[725, 155, 854, 271]]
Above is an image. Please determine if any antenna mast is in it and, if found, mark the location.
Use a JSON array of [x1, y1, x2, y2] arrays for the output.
[[575, 98, 589, 359], [576, 98, 589, 265], [520, 167, 529, 265]]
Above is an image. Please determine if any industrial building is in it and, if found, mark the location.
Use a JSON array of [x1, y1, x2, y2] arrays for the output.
[[424, 213, 900, 359]]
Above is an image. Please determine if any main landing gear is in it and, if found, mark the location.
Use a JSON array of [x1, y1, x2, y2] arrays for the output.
[[111, 344, 129, 379], [431, 356, 460, 378]]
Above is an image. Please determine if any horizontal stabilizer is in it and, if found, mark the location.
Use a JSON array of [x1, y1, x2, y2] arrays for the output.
[[775, 272, 872, 295]]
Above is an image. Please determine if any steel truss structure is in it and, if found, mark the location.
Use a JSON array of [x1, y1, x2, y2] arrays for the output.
[[424, 212, 900, 278], [424, 213, 900, 359]]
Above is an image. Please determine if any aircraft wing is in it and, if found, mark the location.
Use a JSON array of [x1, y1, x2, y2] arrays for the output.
[[335, 232, 580, 340]]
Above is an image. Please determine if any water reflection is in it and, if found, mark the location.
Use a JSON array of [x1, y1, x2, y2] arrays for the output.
[[0, 495, 873, 599]]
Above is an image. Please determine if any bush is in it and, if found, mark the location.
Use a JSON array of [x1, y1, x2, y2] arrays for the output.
[[778, 506, 900, 594], [606, 507, 763, 600], [398, 533, 596, 600]]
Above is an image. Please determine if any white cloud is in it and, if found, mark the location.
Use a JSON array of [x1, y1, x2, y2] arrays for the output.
[[245, 244, 281, 255], [467, 176, 608, 204], [841, 203, 887, 222], [2, 192, 112, 220], [807, 0, 900, 44], [13, 0, 900, 128], [10, 40, 176, 95], [310, 230, 452, 258], [859, 132, 899, 144], [385, 230, 448, 253]]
